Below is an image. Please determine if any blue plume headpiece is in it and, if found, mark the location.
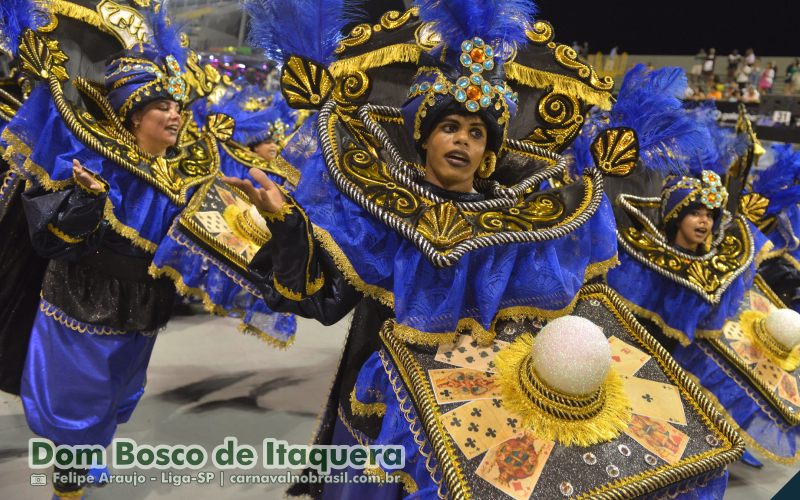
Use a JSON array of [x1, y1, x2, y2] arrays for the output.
[[683, 102, 748, 178], [145, 1, 189, 68], [753, 143, 800, 216], [243, 0, 349, 66], [212, 85, 297, 147], [0, 0, 48, 55], [401, 0, 537, 156], [566, 65, 710, 176]]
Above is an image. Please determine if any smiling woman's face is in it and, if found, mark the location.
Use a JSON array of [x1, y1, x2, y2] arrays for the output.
[[422, 113, 488, 193], [131, 99, 181, 155]]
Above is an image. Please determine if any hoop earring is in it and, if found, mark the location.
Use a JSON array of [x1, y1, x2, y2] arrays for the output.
[[478, 152, 496, 178]]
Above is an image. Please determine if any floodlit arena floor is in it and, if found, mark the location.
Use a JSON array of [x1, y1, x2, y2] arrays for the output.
[[1, 312, 797, 499]]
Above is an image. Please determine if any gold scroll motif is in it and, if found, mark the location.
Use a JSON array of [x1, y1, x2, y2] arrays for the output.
[[96, 0, 151, 49], [523, 91, 585, 153], [335, 7, 418, 54], [525, 21, 555, 44], [553, 44, 614, 91]]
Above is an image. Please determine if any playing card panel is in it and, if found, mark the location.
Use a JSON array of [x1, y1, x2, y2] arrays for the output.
[[381, 288, 735, 500], [429, 368, 502, 404], [181, 180, 263, 268]]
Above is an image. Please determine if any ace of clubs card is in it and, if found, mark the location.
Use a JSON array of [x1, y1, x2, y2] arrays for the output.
[[621, 376, 687, 426]]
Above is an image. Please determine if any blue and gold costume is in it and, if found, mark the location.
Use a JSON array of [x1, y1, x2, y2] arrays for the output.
[[1, 2, 297, 497], [242, 1, 743, 498]]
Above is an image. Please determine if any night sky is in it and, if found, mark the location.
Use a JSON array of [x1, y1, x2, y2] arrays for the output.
[[527, 0, 794, 56], [359, 0, 796, 56]]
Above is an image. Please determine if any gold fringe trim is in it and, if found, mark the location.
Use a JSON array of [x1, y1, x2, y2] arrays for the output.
[[40, 299, 128, 336], [273, 276, 303, 301], [329, 44, 421, 78], [313, 224, 395, 307], [272, 155, 301, 187], [495, 333, 632, 446], [238, 323, 295, 350], [686, 372, 800, 465], [584, 253, 620, 281], [103, 200, 158, 253], [148, 264, 229, 316], [739, 311, 800, 372], [260, 200, 294, 223], [363, 467, 419, 494], [151, 264, 295, 348], [47, 223, 84, 244], [505, 62, 613, 110], [349, 387, 387, 418], [615, 296, 712, 347]]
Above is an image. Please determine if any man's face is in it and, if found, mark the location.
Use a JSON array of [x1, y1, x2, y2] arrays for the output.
[[421, 113, 488, 192]]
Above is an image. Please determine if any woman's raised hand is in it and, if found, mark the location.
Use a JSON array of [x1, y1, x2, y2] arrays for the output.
[[72, 159, 103, 192], [221, 167, 287, 213]]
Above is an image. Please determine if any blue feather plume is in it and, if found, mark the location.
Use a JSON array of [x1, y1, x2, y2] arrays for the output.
[[414, 0, 537, 56], [243, 0, 354, 66], [211, 85, 297, 145], [0, 0, 46, 55], [145, 1, 188, 67], [683, 101, 748, 177], [566, 64, 710, 176], [753, 143, 800, 216]]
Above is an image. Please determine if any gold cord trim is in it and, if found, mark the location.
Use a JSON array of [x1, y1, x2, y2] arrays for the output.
[[377, 345, 452, 500], [755, 239, 776, 266], [613, 295, 717, 347], [349, 387, 387, 418], [47, 223, 85, 244], [329, 44, 421, 78], [740, 311, 800, 371], [495, 333, 631, 446], [505, 62, 613, 110]]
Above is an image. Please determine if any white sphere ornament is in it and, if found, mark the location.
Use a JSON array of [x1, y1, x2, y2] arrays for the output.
[[530, 315, 611, 396], [765, 308, 800, 350]]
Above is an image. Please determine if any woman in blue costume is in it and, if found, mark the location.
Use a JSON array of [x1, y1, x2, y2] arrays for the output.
[[0, 4, 294, 498], [224, 1, 744, 498]]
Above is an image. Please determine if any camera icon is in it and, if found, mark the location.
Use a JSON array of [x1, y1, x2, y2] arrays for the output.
[[30, 473, 47, 486]]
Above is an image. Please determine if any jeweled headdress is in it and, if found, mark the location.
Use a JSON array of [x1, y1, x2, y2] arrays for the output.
[[661, 170, 728, 226], [400, 0, 536, 155], [105, 49, 188, 122]]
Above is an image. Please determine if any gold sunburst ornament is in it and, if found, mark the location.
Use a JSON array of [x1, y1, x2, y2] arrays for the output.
[[415, 202, 472, 249], [496, 317, 631, 446]]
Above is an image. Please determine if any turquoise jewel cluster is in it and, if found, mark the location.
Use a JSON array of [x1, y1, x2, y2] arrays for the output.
[[699, 170, 726, 210], [406, 37, 517, 113], [163, 55, 187, 102]]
